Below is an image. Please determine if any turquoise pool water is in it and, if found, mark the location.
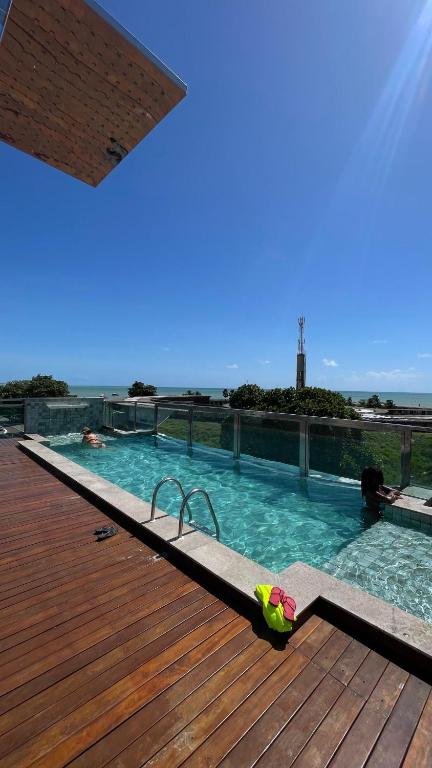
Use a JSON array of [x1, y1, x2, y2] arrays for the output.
[[50, 433, 432, 622]]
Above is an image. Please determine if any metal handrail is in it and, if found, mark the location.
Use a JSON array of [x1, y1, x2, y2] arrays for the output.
[[149, 477, 193, 523], [178, 488, 220, 541]]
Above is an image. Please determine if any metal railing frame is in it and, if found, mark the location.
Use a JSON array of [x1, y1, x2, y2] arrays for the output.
[[103, 400, 432, 489]]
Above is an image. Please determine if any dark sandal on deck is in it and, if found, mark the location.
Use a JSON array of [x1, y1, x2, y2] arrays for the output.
[[94, 526, 118, 540]]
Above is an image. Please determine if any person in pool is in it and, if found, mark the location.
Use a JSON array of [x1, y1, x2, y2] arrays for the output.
[[361, 466, 400, 514], [81, 427, 106, 449]]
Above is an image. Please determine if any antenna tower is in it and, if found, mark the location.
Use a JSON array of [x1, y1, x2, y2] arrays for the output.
[[296, 316, 306, 389]]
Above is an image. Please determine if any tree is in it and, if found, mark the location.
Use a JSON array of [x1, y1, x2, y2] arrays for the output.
[[222, 388, 234, 400], [384, 399, 395, 409], [366, 394, 382, 408], [228, 384, 265, 410], [0, 374, 69, 399], [128, 381, 157, 397], [286, 387, 358, 419], [227, 384, 357, 419], [183, 390, 202, 396]]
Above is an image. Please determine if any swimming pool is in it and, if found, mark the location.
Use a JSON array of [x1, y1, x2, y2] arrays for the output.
[[50, 433, 432, 622]]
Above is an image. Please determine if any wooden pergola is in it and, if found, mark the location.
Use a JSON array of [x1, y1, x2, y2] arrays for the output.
[[0, 0, 186, 185]]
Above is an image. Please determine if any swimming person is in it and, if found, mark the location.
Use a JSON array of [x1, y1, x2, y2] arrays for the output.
[[81, 427, 106, 449], [361, 467, 400, 514]]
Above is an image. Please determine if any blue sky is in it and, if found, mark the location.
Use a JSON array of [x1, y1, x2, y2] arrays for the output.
[[1, 0, 432, 391]]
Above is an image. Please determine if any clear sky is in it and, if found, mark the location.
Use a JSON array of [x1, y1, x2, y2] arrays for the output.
[[1, 0, 432, 391]]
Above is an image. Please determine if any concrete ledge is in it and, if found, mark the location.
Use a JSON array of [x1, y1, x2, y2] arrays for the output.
[[19, 439, 432, 662], [386, 494, 432, 527]]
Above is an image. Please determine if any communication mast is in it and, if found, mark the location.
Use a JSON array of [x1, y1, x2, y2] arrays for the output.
[[296, 316, 306, 389]]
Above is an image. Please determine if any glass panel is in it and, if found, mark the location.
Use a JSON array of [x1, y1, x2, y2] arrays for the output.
[[411, 431, 432, 489], [109, 404, 135, 431], [0, 401, 24, 434], [192, 411, 234, 452], [136, 404, 154, 431], [240, 415, 299, 466], [309, 425, 401, 485], [157, 408, 189, 442]]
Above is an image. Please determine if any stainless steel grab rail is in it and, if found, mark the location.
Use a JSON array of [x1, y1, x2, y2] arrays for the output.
[[149, 477, 192, 523], [178, 488, 220, 541]]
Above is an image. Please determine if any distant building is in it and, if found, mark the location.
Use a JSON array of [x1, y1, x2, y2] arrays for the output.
[[296, 316, 306, 389]]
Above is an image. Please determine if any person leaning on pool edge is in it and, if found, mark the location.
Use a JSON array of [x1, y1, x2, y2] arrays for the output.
[[81, 427, 106, 449], [361, 466, 400, 514]]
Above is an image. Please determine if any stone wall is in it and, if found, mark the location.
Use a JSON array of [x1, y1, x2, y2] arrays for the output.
[[24, 398, 105, 436]]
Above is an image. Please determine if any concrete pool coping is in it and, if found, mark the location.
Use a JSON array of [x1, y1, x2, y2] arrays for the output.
[[18, 438, 432, 662]]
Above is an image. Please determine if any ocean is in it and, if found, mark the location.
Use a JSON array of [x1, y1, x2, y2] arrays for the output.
[[68, 386, 432, 407]]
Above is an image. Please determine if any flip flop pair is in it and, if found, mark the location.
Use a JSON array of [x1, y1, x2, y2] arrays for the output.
[[94, 525, 118, 541], [268, 586, 296, 621]]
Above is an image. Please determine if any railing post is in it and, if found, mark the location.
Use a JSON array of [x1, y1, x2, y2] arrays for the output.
[[400, 429, 412, 489], [188, 408, 193, 448], [299, 420, 310, 477], [134, 402, 137, 431], [233, 412, 241, 459], [153, 404, 158, 435]]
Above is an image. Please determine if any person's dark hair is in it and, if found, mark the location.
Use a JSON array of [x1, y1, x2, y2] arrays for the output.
[[82, 427, 91, 434], [361, 467, 382, 497]]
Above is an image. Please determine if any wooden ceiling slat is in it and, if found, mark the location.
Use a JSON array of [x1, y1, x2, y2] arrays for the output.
[[0, 84, 107, 181], [5, 16, 145, 148], [16, 0, 176, 119], [13, 1, 166, 130], [0, 0, 186, 185]]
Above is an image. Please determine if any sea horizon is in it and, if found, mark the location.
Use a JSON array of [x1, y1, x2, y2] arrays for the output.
[[68, 385, 432, 407]]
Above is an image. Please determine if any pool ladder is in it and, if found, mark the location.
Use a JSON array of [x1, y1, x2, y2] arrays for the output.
[[149, 476, 220, 541]]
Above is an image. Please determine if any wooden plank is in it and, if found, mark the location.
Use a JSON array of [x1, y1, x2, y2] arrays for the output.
[[0, 616, 249, 749], [289, 615, 323, 648], [218, 662, 327, 767], [116, 644, 289, 768], [365, 675, 431, 768], [177, 649, 310, 767], [329, 663, 410, 768], [295, 619, 336, 659], [402, 689, 432, 768], [254, 673, 344, 767], [329, 639, 370, 686], [68, 626, 259, 768], [0, 592, 220, 760], [1, 612, 244, 768], [312, 629, 351, 672], [290, 686, 365, 768], [348, 651, 388, 699]]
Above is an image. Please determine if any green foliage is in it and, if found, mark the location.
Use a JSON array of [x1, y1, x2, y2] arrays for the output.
[[366, 394, 382, 408], [358, 394, 392, 409], [128, 381, 157, 397], [0, 374, 69, 399], [182, 390, 202, 396], [286, 387, 358, 419], [228, 384, 266, 410], [228, 384, 357, 419]]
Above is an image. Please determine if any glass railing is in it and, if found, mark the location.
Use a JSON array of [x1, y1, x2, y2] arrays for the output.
[[240, 415, 299, 467], [157, 408, 190, 442], [411, 431, 432, 490], [101, 401, 432, 489], [192, 411, 234, 452], [0, 400, 25, 435], [309, 424, 401, 485]]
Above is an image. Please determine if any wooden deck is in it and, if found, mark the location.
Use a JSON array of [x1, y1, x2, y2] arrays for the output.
[[0, 439, 430, 768]]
